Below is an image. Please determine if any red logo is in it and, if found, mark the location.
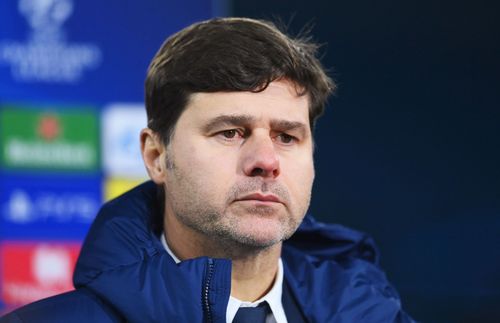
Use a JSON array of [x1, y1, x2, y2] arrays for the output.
[[37, 115, 61, 141], [0, 242, 80, 306]]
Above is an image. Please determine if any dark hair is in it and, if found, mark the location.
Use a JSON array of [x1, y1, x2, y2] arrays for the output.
[[145, 17, 335, 145]]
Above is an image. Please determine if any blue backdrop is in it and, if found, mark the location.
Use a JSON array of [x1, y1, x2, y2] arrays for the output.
[[0, 0, 226, 312], [233, 1, 500, 322]]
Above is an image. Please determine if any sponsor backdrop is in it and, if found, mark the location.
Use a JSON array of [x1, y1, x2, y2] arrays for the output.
[[4, 1, 498, 322], [0, 0, 226, 312]]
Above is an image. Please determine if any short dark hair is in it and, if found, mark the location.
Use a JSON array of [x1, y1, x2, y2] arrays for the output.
[[145, 17, 334, 145]]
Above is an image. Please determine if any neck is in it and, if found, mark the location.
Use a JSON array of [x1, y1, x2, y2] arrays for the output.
[[164, 210, 282, 302], [229, 247, 281, 301]]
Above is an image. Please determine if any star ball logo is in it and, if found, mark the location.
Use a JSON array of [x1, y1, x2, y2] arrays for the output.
[[37, 114, 61, 141], [19, 0, 74, 43], [0, 0, 102, 83]]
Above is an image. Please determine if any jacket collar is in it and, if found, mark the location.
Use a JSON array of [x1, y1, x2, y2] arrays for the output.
[[73, 181, 383, 322]]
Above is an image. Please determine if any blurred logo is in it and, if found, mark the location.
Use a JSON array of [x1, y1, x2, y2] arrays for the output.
[[0, 242, 79, 305], [101, 103, 148, 178], [3, 188, 97, 224], [0, 0, 102, 83], [32, 245, 72, 287], [0, 106, 99, 171], [37, 114, 61, 141], [19, 0, 73, 43], [0, 174, 102, 239], [5, 190, 33, 224]]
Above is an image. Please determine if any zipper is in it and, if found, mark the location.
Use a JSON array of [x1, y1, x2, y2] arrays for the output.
[[203, 258, 215, 323]]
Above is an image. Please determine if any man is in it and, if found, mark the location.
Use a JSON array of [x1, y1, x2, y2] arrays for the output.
[[2, 18, 415, 322]]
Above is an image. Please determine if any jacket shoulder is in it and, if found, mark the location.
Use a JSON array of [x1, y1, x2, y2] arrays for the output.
[[283, 216, 416, 322], [0, 289, 122, 323]]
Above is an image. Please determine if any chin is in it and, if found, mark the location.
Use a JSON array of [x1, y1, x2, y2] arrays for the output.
[[230, 220, 289, 248], [232, 235, 282, 249]]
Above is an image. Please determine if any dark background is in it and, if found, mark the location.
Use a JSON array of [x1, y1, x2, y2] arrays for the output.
[[233, 1, 500, 322]]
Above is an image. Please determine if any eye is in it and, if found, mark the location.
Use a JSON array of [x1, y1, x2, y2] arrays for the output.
[[221, 129, 238, 138], [276, 133, 296, 144], [216, 129, 245, 141]]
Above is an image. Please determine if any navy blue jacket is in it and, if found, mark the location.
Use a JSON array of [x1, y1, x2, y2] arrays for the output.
[[1, 181, 415, 322]]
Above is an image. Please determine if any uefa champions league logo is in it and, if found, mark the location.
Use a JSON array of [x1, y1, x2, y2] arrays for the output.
[[19, 0, 74, 43], [0, 0, 102, 83]]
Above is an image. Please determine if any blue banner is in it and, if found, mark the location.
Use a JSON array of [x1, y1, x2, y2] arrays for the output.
[[0, 0, 225, 309], [0, 0, 219, 104], [0, 174, 102, 240]]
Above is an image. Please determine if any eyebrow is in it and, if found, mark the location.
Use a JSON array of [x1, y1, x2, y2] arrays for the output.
[[270, 119, 308, 138], [202, 114, 309, 137], [202, 114, 255, 133]]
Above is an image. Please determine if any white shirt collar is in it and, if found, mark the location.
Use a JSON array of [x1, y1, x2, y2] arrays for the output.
[[161, 233, 287, 323]]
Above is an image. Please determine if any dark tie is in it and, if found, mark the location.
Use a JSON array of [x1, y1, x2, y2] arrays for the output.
[[233, 301, 271, 323]]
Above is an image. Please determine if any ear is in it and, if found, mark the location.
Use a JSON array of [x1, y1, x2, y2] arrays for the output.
[[140, 128, 167, 184]]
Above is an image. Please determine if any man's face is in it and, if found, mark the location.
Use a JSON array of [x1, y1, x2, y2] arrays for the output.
[[163, 80, 315, 249]]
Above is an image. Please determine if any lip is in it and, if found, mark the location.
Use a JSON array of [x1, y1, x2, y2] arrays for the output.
[[236, 193, 283, 204]]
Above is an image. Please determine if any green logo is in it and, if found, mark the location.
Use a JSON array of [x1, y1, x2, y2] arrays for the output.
[[0, 104, 99, 171]]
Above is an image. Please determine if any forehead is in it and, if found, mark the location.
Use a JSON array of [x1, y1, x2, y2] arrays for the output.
[[182, 80, 310, 126]]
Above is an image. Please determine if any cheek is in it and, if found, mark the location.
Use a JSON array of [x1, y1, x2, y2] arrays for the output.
[[174, 140, 237, 193], [283, 157, 315, 199]]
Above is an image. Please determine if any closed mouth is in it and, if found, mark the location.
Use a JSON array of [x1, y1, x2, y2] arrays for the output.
[[236, 193, 283, 204]]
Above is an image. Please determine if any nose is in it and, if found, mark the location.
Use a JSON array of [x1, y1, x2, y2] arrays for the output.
[[241, 134, 280, 178]]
